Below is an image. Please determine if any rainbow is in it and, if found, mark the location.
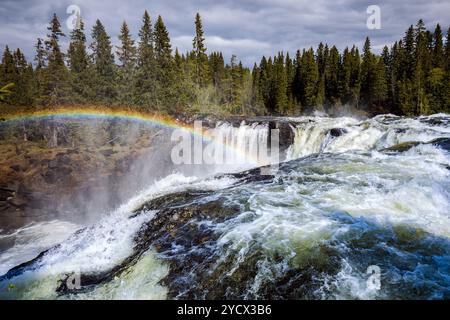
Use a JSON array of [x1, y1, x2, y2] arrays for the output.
[[0, 107, 262, 165]]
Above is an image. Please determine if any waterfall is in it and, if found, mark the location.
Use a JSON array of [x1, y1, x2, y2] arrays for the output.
[[208, 122, 270, 168], [286, 114, 450, 160], [2, 113, 450, 300]]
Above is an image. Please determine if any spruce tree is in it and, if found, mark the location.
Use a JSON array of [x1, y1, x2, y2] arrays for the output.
[[349, 46, 361, 107], [360, 37, 375, 107], [325, 45, 340, 104], [445, 28, 450, 72], [251, 63, 264, 114], [292, 50, 302, 108], [300, 48, 319, 108], [116, 21, 136, 106], [209, 52, 226, 90], [134, 10, 156, 109], [381, 45, 395, 110], [41, 13, 70, 107], [339, 47, 352, 103], [13, 49, 36, 106], [68, 16, 91, 103], [34, 38, 46, 70], [153, 15, 175, 111], [274, 52, 288, 114], [414, 19, 431, 114], [90, 19, 116, 105], [0, 46, 18, 105], [227, 54, 242, 110], [432, 24, 445, 69], [192, 13, 209, 87]]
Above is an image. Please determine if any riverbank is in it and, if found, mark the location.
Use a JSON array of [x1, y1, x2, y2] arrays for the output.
[[0, 122, 157, 233]]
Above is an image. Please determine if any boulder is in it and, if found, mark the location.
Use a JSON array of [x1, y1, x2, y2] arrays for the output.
[[430, 137, 450, 152], [382, 141, 420, 153], [329, 128, 347, 138]]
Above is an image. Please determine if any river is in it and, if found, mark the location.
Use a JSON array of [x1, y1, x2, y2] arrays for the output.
[[1, 113, 449, 299]]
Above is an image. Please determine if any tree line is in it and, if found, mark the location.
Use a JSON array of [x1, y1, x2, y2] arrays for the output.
[[251, 19, 450, 115], [0, 12, 449, 117]]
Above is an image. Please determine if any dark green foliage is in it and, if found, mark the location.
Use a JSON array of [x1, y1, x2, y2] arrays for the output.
[[68, 17, 92, 104], [116, 21, 136, 106], [1, 15, 448, 117], [39, 14, 70, 106], [193, 13, 209, 88], [90, 19, 116, 105], [134, 10, 156, 110], [0, 83, 14, 102], [153, 15, 175, 112]]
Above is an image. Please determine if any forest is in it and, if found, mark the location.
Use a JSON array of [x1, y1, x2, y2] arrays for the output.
[[0, 11, 449, 117]]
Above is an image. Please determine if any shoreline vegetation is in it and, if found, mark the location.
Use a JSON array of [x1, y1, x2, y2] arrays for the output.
[[0, 12, 449, 121]]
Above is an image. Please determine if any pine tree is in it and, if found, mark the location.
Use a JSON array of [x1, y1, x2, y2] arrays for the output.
[[226, 54, 242, 110], [134, 10, 156, 109], [292, 50, 302, 108], [116, 21, 136, 106], [373, 57, 388, 106], [40, 13, 70, 107], [349, 46, 361, 107], [414, 19, 431, 114], [251, 63, 264, 114], [0, 46, 18, 105], [209, 52, 226, 90], [301, 48, 319, 108], [445, 28, 450, 72], [285, 52, 296, 114], [361, 37, 375, 107], [68, 16, 91, 103], [34, 38, 46, 70], [325, 45, 340, 104], [361, 37, 387, 109], [339, 47, 351, 103], [192, 13, 209, 87], [274, 52, 288, 114], [90, 19, 116, 105], [381, 45, 395, 110], [13, 49, 36, 106], [432, 24, 445, 69], [172, 48, 195, 111], [153, 15, 175, 111]]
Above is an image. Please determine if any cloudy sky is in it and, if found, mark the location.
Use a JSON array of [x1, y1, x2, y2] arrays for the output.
[[0, 0, 448, 66]]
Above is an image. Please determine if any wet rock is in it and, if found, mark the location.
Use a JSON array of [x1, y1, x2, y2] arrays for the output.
[[382, 137, 450, 153], [0, 187, 15, 201], [382, 141, 420, 153], [48, 159, 59, 169], [10, 164, 21, 172], [101, 149, 115, 157], [56, 153, 71, 165], [268, 121, 295, 151], [329, 128, 347, 138], [41, 166, 73, 184], [430, 137, 450, 152], [7, 195, 27, 208], [28, 158, 39, 166]]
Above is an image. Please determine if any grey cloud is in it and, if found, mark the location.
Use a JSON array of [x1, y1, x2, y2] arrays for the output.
[[0, 0, 448, 66]]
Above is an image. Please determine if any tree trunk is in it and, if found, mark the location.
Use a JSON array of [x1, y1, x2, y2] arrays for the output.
[[48, 122, 58, 148], [22, 122, 28, 142]]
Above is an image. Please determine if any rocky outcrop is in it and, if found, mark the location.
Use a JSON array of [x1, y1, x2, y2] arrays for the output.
[[382, 137, 450, 153]]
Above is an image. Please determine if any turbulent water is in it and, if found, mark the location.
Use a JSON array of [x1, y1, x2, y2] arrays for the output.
[[1, 114, 450, 300]]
